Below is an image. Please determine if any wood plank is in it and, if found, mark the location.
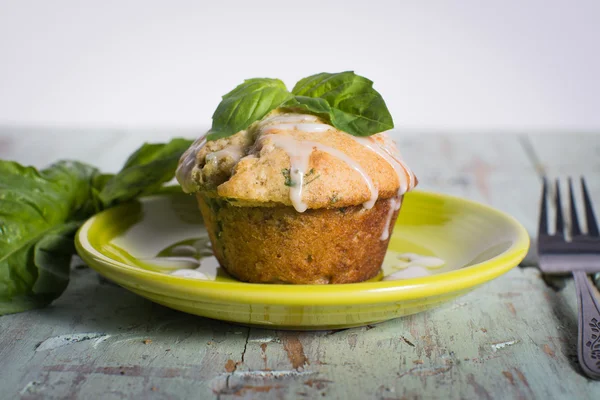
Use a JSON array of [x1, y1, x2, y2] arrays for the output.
[[2, 265, 596, 399], [90, 129, 197, 173], [231, 267, 590, 400], [0, 127, 126, 170], [1, 131, 600, 399], [0, 266, 250, 399], [395, 133, 540, 236], [525, 133, 600, 176], [0, 128, 197, 172]]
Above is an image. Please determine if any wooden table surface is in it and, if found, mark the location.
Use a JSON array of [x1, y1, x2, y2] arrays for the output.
[[1, 129, 600, 399]]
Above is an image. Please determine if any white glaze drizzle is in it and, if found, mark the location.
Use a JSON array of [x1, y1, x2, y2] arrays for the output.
[[261, 114, 319, 125], [264, 123, 332, 134], [205, 144, 245, 166], [261, 134, 378, 212], [380, 197, 402, 241], [381, 142, 416, 190], [176, 136, 207, 193], [176, 113, 416, 216], [350, 136, 415, 195]]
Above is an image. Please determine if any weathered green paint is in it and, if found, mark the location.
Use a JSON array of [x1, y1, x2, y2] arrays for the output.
[[1, 131, 600, 399]]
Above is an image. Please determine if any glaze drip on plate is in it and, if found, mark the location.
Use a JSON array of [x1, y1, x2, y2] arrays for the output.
[[169, 256, 221, 280], [142, 238, 223, 280], [383, 253, 446, 280]]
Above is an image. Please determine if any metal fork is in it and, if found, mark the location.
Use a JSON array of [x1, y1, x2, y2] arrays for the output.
[[538, 177, 600, 380]]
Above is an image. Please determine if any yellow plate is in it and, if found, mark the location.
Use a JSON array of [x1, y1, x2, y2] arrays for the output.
[[75, 191, 529, 330]]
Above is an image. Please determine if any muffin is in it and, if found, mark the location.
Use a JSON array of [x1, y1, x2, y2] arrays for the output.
[[176, 73, 417, 284]]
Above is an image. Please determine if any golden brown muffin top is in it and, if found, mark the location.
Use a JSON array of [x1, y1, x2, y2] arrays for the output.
[[176, 110, 417, 210]]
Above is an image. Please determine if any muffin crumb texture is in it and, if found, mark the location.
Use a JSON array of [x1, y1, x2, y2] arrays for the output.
[[197, 193, 403, 284], [179, 110, 416, 210]]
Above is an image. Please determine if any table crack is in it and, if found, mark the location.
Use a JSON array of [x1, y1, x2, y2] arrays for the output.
[[241, 328, 250, 364], [225, 328, 251, 391]]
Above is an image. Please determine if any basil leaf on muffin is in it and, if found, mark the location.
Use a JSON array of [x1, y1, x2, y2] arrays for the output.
[[280, 95, 333, 122], [208, 78, 294, 141], [290, 71, 394, 136], [207, 72, 394, 140]]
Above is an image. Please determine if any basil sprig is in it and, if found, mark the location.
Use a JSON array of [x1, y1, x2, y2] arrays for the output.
[[207, 71, 393, 140], [0, 138, 193, 315]]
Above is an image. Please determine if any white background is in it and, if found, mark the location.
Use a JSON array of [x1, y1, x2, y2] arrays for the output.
[[1, 0, 599, 133]]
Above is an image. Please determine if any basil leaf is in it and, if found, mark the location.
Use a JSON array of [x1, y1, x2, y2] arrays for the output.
[[1, 137, 194, 315], [0, 160, 99, 315], [0, 222, 81, 315], [281, 95, 333, 120], [99, 138, 193, 207], [208, 78, 293, 140], [291, 71, 394, 136]]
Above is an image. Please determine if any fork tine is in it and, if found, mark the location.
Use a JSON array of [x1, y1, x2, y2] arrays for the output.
[[581, 177, 599, 236], [555, 179, 565, 237], [568, 177, 581, 236], [538, 178, 549, 236]]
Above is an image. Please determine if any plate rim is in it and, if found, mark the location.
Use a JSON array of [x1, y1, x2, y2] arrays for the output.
[[75, 190, 530, 307]]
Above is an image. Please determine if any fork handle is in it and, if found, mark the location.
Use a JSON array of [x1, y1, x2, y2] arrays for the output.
[[573, 270, 600, 379]]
